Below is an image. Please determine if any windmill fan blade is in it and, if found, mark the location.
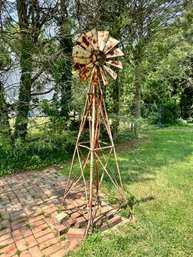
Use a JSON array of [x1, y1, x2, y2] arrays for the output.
[[106, 60, 123, 69], [74, 57, 92, 71], [106, 48, 124, 58], [80, 63, 94, 82], [98, 31, 109, 51], [85, 29, 99, 50], [103, 65, 117, 80], [104, 37, 119, 54], [99, 67, 108, 85], [72, 45, 91, 58], [76, 34, 94, 52], [90, 66, 99, 85]]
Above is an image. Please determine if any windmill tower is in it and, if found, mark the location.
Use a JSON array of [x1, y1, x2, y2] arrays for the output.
[[63, 29, 126, 237]]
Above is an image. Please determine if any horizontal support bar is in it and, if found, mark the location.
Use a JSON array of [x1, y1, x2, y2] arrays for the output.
[[78, 144, 113, 151]]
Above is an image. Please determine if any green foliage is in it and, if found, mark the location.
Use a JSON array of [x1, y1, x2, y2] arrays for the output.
[[0, 127, 76, 176], [0, 40, 11, 69]]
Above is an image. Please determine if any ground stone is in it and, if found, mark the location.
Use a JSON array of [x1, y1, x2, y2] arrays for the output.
[[67, 228, 86, 240], [55, 212, 69, 225]]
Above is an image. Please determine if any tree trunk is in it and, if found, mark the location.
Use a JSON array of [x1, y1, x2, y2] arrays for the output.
[[0, 81, 11, 138], [133, 63, 142, 119], [132, 57, 142, 136], [60, 36, 72, 119], [59, 0, 72, 120], [14, 0, 32, 139]]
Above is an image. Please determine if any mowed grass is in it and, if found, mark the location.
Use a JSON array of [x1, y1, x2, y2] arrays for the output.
[[66, 128, 193, 257]]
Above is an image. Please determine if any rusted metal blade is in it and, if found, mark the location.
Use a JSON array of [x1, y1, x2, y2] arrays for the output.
[[103, 65, 117, 80], [80, 63, 94, 82], [104, 37, 119, 54], [90, 66, 99, 85], [99, 66, 108, 85], [98, 31, 109, 51], [85, 29, 99, 51], [74, 57, 91, 71], [72, 45, 91, 59], [76, 34, 94, 52], [106, 48, 124, 58], [106, 60, 123, 69]]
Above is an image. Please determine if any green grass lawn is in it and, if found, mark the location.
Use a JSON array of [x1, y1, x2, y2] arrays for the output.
[[66, 128, 193, 257]]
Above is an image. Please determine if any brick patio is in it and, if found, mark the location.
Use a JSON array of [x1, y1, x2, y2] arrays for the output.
[[0, 167, 70, 257]]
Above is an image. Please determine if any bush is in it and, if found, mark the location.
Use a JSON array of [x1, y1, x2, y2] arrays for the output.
[[0, 129, 76, 176]]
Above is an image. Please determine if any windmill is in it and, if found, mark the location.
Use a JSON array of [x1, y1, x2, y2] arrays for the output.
[[63, 29, 126, 238]]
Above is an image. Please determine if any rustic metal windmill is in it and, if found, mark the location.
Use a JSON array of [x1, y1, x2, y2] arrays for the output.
[[63, 29, 126, 237]]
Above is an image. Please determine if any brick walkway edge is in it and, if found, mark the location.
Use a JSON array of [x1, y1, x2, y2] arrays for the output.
[[0, 167, 70, 257]]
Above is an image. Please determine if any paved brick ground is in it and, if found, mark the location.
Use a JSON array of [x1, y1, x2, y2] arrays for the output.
[[0, 167, 69, 257]]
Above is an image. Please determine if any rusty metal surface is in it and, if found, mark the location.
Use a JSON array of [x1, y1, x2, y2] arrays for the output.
[[98, 31, 109, 51], [65, 30, 126, 239], [106, 60, 123, 69], [103, 65, 117, 80], [73, 29, 124, 85], [99, 66, 108, 85], [106, 48, 124, 58]]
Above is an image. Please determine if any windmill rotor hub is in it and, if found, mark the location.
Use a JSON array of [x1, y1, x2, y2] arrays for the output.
[[72, 29, 124, 85], [94, 50, 106, 66]]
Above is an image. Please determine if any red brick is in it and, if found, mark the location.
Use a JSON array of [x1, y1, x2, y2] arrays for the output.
[[45, 217, 54, 227], [15, 238, 28, 251], [21, 227, 32, 238], [30, 219, 45, 229], [39, 237, 58, 250], [42, 243, 63, 256], [67, 228, 86, 240], [36, 232, 55, 244], [0, 237, 14, 245], [33, 227, 52, 239], [28, 215, 44, 224], [49, 248, 67, 257], [100, 223, 109, 231], [75, 198, 85, 206], [24, 235, 37, 248], [0, 232, 12, 242], [20, 250, 31, 257], [55, 224, 67, 236], [32, 223, 49, 234], [75, 216, 86, 228], [0, 243, 16, 255], [65, 218, 76, 227], [12, 229, 23, 241], [0, 228, 11, 237], [29, 246, 42, 257], [68, 239, 81, 251], [71, 212, 81, 220], [109, 215, 122, 227], [44, 206, 56, 215], [42, 203, 55, 211]]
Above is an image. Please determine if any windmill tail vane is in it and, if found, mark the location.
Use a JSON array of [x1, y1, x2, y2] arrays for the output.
[[63, 29, 127, 238]]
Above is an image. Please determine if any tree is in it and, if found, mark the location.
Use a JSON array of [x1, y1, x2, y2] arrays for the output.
[[55, 0, 73, 120], [0, 39, 11, 139], [121, 0, 189, 119], [6, 0, 57, 139]]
